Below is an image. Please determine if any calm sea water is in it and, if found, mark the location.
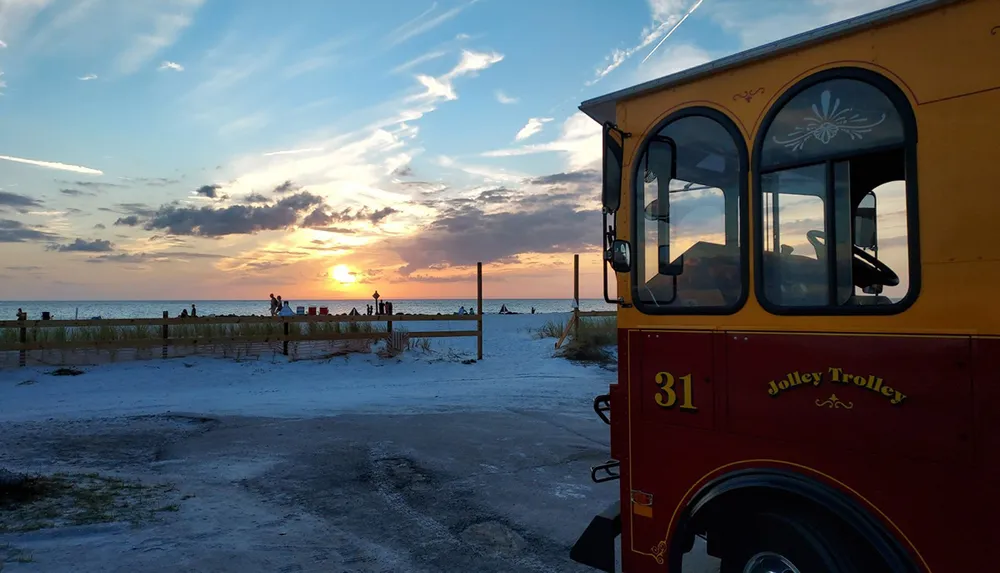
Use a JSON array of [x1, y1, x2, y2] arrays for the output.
[[0, 299, 616, 320]]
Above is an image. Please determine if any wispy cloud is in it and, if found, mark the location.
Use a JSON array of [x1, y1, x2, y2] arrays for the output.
[[218, 112, 269, 136], [495, 90, 518, 104], [515, 117, 553, 141], [0, 155, 103, 175], [0, 40, 7, 49], [158, 61, 184, 72], [482, 112, 601, 171], [116, 1, 205, 75], [78, 73, 98, 81], [390, 50, 447, 74], [385, 1, 477, 48], [262, 147, 325, 157], [411, 49, 504, 102], [588, 0, 698, 85]]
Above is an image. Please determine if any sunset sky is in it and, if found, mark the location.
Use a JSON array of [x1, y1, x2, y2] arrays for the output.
[[0, 0, 905, 301]]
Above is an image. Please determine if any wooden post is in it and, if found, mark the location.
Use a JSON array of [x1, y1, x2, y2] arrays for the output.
[[477, 261, 483, 360], [161, 311, 168, 358], [18, 320, 26, 367], [283, 319, 289, 356], [573, 254, 580, 340]]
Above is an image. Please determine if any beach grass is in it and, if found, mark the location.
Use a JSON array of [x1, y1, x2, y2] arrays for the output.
[[0, 319, 390, 348], [534, 315, 617, 364]]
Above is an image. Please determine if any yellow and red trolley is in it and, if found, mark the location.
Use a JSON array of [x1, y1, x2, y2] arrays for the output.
[[571, 0, 1000, 571]]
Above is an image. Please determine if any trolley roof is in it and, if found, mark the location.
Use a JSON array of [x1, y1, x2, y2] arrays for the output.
[[578, 0, 958, 126]]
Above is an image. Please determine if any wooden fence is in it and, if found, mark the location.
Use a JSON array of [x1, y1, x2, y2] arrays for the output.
[[1, 263, 485, 368], [554, 254, 617, 349]]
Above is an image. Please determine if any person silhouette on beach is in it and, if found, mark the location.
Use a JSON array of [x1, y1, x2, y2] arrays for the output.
[[191, 304, 197, 317], [180, 308, 189, 318], [16, 308, 26, 321], [386, 301, 393, 315], [269, 294, 278, 316], [378, 300, 385, 315]]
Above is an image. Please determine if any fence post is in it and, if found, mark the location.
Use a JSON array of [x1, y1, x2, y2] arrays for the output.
[[283, 319, 289, 356], [161, 311, 168, 359], [573, 254, 580, 340], [477, 261, 483, 361], [18, 321, 26, 367]]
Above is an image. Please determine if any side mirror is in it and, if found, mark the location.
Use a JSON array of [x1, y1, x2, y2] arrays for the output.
[[607, 239, 631, 273], [855, 192, 878, 250], [602, 122, 624, 213]]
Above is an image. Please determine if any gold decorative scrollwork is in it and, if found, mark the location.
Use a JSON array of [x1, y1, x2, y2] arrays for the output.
[[815, 394, 854, 410], [732, 87, 765, 102], [651, 540, 667, 564], [992, 25, 999, 35]]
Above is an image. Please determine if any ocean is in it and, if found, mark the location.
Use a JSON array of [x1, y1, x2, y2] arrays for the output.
[[0, 299, 617, 320]]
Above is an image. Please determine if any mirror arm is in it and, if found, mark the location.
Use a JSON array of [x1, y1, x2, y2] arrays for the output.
[[603, 122, 632, 140], [601, 210, 631, 308]]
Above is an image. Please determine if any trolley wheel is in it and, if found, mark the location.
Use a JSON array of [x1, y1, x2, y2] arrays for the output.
[[717, 508, 873, 573]]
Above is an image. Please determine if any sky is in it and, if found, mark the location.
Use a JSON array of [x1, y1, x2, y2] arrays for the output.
[[0, 0, 907, 301]]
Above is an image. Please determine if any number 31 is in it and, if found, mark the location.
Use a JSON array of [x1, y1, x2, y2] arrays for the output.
[[654, 372, 698, 412]]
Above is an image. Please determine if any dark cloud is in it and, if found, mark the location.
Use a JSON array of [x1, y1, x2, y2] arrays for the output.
[[0, 191, 42, 208], [65, 207, 84, 215], [477, 187, 512, 204], [56, 180, 126, 191], [244, 192, 270, 204], [86, 250, 224, 264], [135, 177, 180, 187], [6, 265, 42, 271], [528, 169, 600, 186], [391, 192, 599, 274], [0, 219, 60, 243], [302, 205, 397, 228], [94, 223, 107, 229], [114, 215, 141, 227], [195, 184, 223, 199], [46, 238, 114, 252], [311, 226, 357, 234], [141, 191, 325, 237], [272, 180, 301, 194], [98, 207, 115, 212], [60, 188, 96, 197], [391, 165, 414, 177], [116, 203, 157, 217]]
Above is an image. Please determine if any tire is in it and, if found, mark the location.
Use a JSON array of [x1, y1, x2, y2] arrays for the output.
[[718, 508, 872, 573]]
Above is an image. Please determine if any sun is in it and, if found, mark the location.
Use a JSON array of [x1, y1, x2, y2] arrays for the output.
[[330, 264, 357, 284]]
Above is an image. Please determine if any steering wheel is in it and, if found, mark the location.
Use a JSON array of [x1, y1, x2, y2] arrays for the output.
[[803, 230, 899, 287]]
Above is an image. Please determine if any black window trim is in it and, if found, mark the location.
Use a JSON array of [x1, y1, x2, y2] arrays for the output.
[[630, 106, 750, 316], [751, 66, 921, 316]]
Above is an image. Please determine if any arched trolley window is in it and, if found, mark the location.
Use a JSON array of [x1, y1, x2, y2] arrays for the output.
[[631, 108, 749, 314], [754, 69, 919, 314]]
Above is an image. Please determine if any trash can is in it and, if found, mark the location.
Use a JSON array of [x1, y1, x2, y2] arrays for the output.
[[308, 306, 317, 315], [41, 311, 51, 320], [319, 307, 329, 315], [296, 306, 305, 315]]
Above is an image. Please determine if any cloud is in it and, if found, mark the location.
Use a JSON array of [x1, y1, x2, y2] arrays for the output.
[[0, 219, 60, 243], [271, 180, 301, 194], [0, 40, 6, 49], [482, 112, 601, 171], [129, 177, 180, 186], [60, 188, 96, 197], [158, 60, 184, 71], [390, 50, 447, 74], [46, 238, 114, 252], [392, 187, 599, 274], [115, 1, 205, 75], [140, 191, 325, 237], [302, 205, 398, 228], [0, 155, 103, 175], [194, 184, 223, 198], [495, 90, 518, 104], [633, 43, 713, 83], [114, 215, 141, 226], [391, 165, 414, 177], [94, 223, 106, 229], [0, 191, 42, 208], [78, 73, 98, 81], [385, 1, 476, 48], [243, 192, 270, 204], [588, 0, 698, 85], [411, 49, 503, 102], [86, 250, 224, 264], [527, 170, 600, 186], [57, 179, 125, 191], [262, 147, 324, 157], [515, 117, 554, 141]]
